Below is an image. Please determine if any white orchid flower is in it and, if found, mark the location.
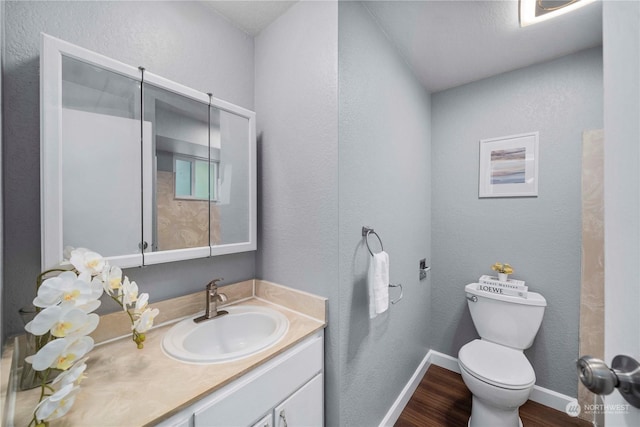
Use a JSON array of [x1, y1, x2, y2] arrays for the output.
[[52, 357, 88, 388], [27, 245, 160, 425], [26, 336, 94, 371], [33, 271, 76, 308], [74, 284, 103, 314], [25, 306, 98, 338], [32, 271, 103, 312], [134, 293, 149, 314], [101, 265, 123, 295], [53, 310, 99, 338], [121, 277, 139, 309], [69, 248, 106, 277], [34, 383, 79, 422], [24, 305, 63, 336], [133, 307, 159, 333]]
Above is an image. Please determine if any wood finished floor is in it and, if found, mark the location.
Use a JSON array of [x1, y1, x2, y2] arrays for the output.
[[395, 365, 592, 427]]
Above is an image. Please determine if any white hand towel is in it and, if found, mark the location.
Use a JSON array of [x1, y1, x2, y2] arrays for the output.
[[368, 251, 390, 319]]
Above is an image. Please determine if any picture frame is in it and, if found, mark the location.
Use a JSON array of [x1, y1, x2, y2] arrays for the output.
[[479, 132, 539, 198]]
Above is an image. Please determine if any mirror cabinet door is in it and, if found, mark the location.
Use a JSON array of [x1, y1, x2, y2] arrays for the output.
[[215, 111, 252, 248], [142, 81, 212, 263], [60, 55, 143, 265]]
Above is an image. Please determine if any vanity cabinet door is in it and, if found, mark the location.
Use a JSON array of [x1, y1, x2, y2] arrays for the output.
[[251, 413, 274, 427], [274, 374, 323, 427]]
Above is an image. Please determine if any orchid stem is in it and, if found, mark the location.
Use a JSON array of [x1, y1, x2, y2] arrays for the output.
[[108, 294, 143, 348]]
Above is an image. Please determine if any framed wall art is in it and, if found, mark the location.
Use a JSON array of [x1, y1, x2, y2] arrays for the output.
[[479, 132, 539, 198]]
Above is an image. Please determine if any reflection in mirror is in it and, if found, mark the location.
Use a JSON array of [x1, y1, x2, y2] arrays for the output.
[[61, 55, 142, 258], [217, 111, 251, 245], [143, 83, 216, 252]]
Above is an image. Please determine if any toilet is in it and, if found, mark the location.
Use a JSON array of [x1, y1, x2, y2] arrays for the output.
[[458, 283, 547, 427]]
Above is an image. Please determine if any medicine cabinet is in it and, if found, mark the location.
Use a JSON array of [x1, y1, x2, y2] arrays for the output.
[[40, 34, 256, 269]]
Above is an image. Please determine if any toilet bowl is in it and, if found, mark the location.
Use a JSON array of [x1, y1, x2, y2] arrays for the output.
[[458, 283, 546, 427], [459, 339, 535, 426]]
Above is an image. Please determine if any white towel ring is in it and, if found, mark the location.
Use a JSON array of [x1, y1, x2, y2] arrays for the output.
[[362, 226, 383, 256]]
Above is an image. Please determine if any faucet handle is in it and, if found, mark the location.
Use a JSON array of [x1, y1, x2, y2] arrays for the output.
[[206, 278, 224, 290]]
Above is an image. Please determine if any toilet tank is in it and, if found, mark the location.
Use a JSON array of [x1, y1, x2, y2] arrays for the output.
[[465, 283, 547, 350]]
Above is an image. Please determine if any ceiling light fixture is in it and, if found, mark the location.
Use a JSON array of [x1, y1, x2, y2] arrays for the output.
[[520, 0, 598, 27]]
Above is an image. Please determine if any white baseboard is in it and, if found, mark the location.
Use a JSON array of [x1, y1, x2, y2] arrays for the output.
[[378, 350, 433, 427], [528, 384, 575, 413], [380, 349, 576, 426], [428, 350, 460, 373]]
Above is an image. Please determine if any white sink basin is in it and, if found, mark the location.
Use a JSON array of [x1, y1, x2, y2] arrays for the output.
[[162, 305, 289, 364]]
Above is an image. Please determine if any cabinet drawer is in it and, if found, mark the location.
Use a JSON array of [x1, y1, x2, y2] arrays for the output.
[[193, 333, 323, 426]]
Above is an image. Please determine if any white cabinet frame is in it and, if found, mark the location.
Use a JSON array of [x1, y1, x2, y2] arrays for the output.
[[40, 33, 257, 269]]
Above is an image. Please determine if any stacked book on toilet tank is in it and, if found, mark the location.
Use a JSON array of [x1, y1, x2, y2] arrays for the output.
[[477, 275, 528, 298]]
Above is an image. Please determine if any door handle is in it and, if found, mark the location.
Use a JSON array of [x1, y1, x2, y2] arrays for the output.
[[279, 409, 288, 427], [577, 354, 640, 408]]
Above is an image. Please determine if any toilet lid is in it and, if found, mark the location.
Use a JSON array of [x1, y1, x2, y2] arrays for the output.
[[458, 339, 535, 390]]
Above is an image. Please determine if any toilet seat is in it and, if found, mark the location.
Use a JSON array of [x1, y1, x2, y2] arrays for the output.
[[459, 339, 535, 390]]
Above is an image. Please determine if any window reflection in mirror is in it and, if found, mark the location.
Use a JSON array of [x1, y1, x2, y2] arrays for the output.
[[61, 55, 142, 257], [143, 83, 218, 252], [174, 155, 218, 201]]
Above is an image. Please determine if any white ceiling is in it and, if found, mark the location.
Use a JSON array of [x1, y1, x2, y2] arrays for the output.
[[364, 0, 603, 92], [203, 0, 603, 93]]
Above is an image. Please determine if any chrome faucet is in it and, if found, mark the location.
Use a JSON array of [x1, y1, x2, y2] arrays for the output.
[[194, 278, 228, 323]]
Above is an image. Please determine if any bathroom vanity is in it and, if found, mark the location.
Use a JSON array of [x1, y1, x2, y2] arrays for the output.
[[159, 331, 323, 427], [5, 280, 327, 426]]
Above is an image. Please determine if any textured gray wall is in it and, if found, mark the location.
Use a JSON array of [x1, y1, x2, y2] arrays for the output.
[[338, 2, 431, 425], [254, 1, 340, 424], [431, 47, 603, 397], [256, 3, 432, 425], [3, 1, 256, 338], [254, 0, 338, 301]]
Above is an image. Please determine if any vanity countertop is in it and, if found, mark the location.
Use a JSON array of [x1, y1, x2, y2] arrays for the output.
[[4, 280, 327, 426]]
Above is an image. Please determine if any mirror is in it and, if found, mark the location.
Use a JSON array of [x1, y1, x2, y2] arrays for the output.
[[41, 34, 256, 269]]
